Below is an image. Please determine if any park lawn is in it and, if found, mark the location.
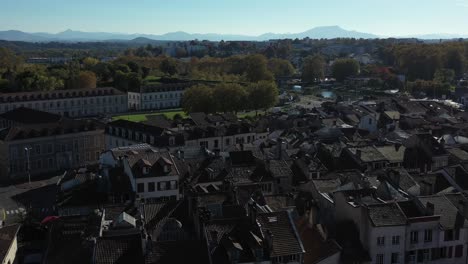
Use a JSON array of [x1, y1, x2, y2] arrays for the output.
[[113, 109, 187, 122], [113, 109, 262, 123], [144, 76, 162, 83]]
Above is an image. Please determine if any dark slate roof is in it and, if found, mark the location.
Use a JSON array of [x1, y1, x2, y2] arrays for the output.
[[94, 233, 144, 264], [144, 115, 172, 129], [141, 201, 181, 239], [444, 193, 468, 212], [376, 145, 406, 163], [0, 107, 62, 124], [0, 118, 102, 141], [295, 218, 341, 264], [447, 148, 468, 161], [229, 151, 256, 166], [189, 112, 209, 126], [145, 241, 208, 264], [256, 211, 304, 257], [348, 146, 387, 163], [107, 119, 166, 136], [418, 195, 466, 230], [367, 203, 406, 227], [0, 224, 20, 261]]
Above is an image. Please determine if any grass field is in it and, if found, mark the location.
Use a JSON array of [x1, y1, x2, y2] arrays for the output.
[[113, 109, 187, 122], [113, 109, 260, 123]]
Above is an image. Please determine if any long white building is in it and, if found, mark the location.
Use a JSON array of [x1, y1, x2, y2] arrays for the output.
[[128, 82, 191, 111], [0, 87, 128, 117]]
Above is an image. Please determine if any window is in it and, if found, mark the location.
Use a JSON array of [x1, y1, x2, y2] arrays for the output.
[[137, 183, 144, 193], [423, 249, 430, 262], [445, 230, 454, 241], [391, 253, 399, 264], [214, 140, 219, 148], [34, 144, 41, 155], [170, 180, 177, 190], [440, 247, 447, 258], [200, 141, 208, 148], [376, 254, 384, 264], [392, 235, 400, 245], [47, 144, 53, 154], [455, 229, 460, 240], [225, 138, 230, 146], [148, 182, 155, 192], [377, 236, 385, 246], [36, 159, 42, 169], [455, 245, 463, 258], [158, 182, 167, 191], [448, 246, 453, 258], [408, 251, 416, 263], [424, 229, 432, 242], [410, 231, 418, 244], [48, 158, 54, 168]]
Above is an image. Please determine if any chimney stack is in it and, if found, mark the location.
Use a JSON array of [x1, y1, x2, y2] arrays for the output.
[[356, 149, 362, 159], [426, 202, 435, 216], [264, 229, 274, 251], [248, 201, 258, 226], [277, 138, 283, 159]]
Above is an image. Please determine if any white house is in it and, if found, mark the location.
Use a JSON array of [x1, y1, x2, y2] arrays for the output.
[[359, 113, 379, 133], [100, 144, 183, 202]]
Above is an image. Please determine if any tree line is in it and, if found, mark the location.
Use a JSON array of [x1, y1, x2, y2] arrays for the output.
[[181, 81, 278, 114]]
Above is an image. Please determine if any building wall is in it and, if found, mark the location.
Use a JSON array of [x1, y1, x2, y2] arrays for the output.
[[367, 225, 406, 264], [1, 235, 17, 264], [1, 130, 104, 181], [185, 133, 258, 152], [135, 175, 179, 201], [317, 252, 340, 264], [0, 94, 127, 117], [359, 115, 378, 133]]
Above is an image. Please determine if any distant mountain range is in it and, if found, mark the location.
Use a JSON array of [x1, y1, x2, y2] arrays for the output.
[[0, 26, 466, 42]]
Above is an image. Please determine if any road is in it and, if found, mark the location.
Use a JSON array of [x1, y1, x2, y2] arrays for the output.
[[0, 176, 60, 225]]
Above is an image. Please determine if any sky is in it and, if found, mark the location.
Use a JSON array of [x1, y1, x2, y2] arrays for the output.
[[1, 0, 468, 36]]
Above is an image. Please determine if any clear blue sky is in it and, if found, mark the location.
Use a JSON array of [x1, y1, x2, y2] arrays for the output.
[[1, 0, 468, 36]]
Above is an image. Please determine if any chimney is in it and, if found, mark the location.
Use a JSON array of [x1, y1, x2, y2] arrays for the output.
[[426, 202, 435, 216], [308, 205, 318, 226], [248, 201, 258, 225], [264, 229, 274, 251], [394, 143, 401, 152], [209, 230, 219, 249], [356, 149, 362, 159], [459, 200, 468, 219], [277, 138, 283, 159]]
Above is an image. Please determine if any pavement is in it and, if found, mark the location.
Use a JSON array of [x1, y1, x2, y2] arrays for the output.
[[0, 176, 60, 225]]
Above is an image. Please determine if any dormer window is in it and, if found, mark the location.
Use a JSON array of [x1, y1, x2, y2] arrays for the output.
[[143, 166, 150, 175]]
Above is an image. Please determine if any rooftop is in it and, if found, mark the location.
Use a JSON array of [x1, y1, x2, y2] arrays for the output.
[[367, 203, 406, 227]]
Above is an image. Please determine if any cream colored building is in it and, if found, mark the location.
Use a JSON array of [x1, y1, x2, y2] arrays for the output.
[[0, 108, 105, 181], [0, 87, 128, 117]]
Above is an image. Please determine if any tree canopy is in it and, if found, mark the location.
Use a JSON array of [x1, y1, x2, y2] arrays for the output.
[[332, 58, 360, 82]]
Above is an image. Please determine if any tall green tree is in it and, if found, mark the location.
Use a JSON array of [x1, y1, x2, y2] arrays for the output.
[[247, 81, 279, 114], [160, 58, 178, 76], [181, 84, 216, 113], [332, 58, 360, 82], [244, 54, 274, 82], [268, 58, 295, 78], [302, 55, 326, 82], [213, 83, 248, 113], [77, 71, 97, 89]]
